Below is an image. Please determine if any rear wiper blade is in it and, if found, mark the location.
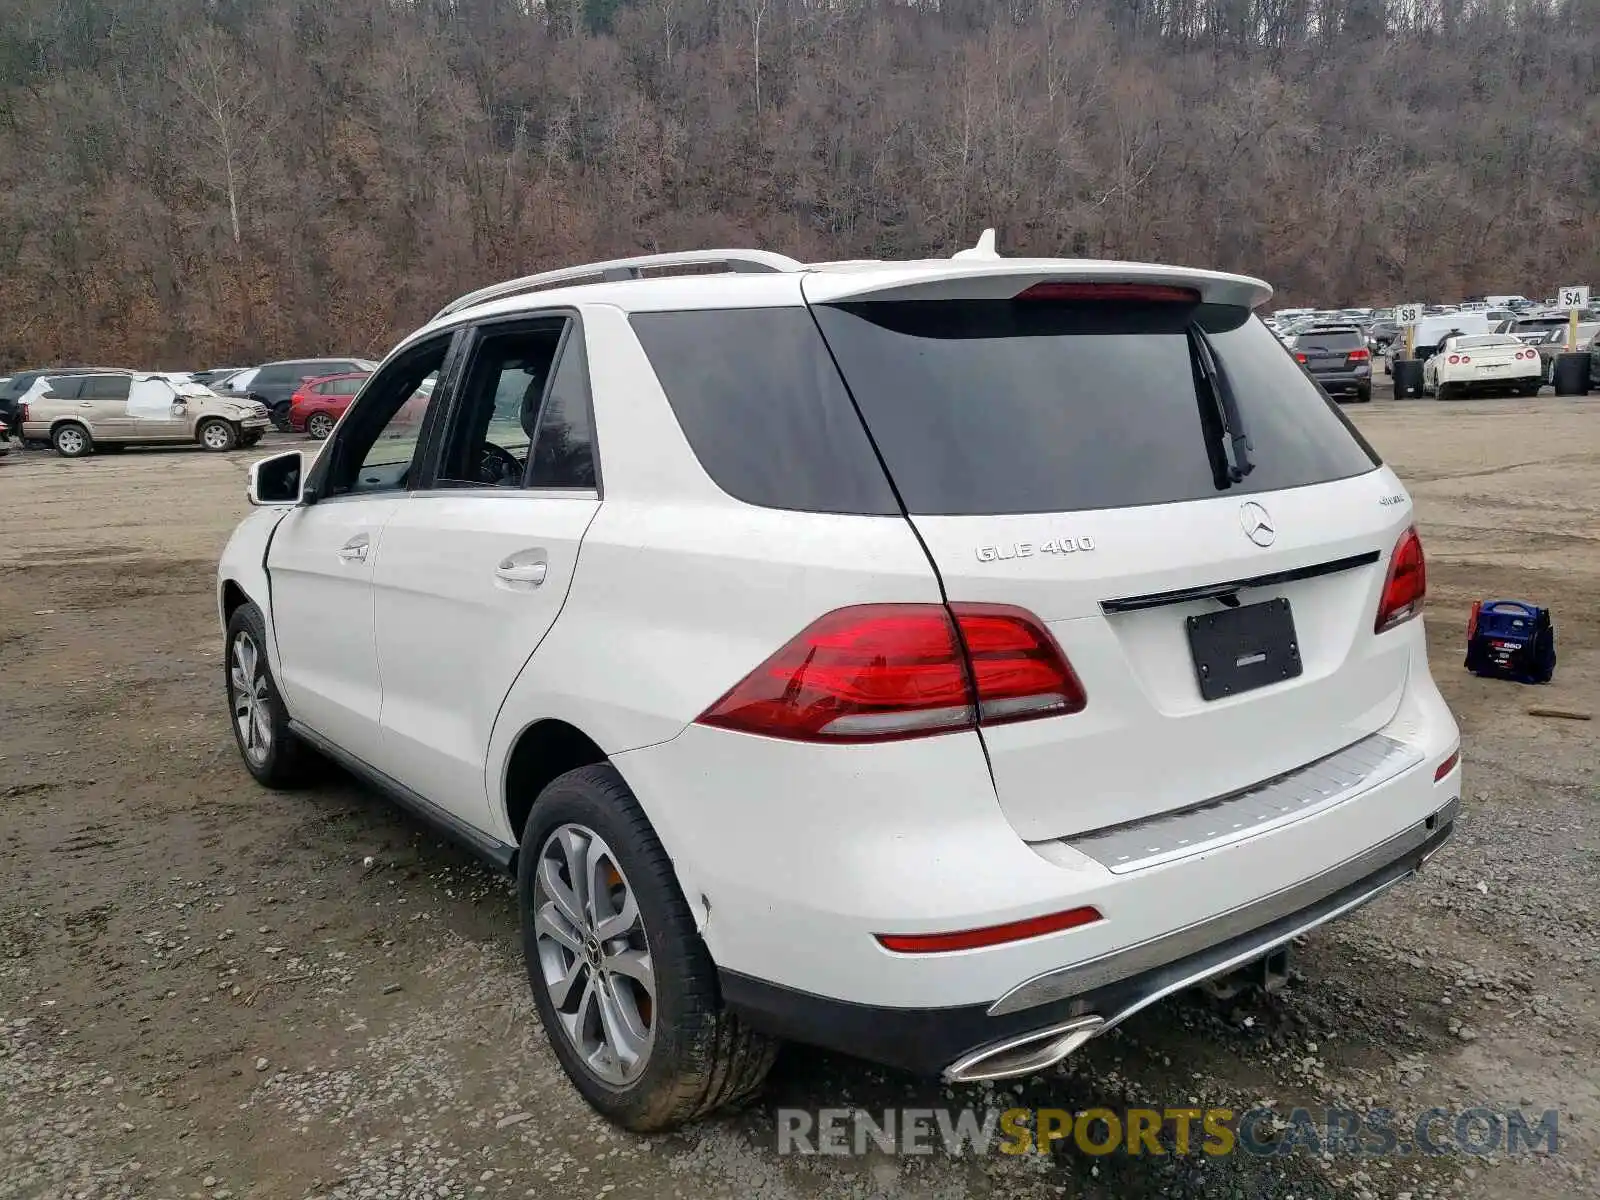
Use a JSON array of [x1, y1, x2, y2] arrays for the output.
[[1188, 324, 1254, 483]]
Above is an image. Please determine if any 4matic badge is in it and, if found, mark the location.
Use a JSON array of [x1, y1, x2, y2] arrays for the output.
[[975, 536, 1095, 563]]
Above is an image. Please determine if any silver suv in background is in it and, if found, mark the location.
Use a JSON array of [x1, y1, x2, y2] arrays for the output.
[[21, 373, 270, 456]]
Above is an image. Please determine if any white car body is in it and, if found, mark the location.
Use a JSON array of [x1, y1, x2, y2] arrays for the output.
[[1424, 334, 1542, 397], [217, 241, 1461, 1120]]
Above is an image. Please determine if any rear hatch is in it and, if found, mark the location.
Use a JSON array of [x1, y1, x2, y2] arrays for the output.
[[803, 269, 1414, 842], [1291, 329, 1367, 376]]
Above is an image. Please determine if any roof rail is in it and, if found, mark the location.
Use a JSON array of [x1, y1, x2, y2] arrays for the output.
[[433, 249, 804, 321]]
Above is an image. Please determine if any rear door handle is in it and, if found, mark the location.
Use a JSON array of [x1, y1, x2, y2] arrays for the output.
[[337, 534, 370, 563]]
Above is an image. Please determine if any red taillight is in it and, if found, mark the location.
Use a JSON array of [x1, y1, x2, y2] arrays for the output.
[[1294, 352, 1309, 364], [697, 603, 1084, 743], [1015, 281, 1201, 304], [1434, 747, 1460, 782], [290, 390, 308, 405], [1375, 526, 1427, 634], [17, 402, 28, 423], [1448, 354, 1461, 364], [1467, 599, 1481, 640], [1460, 355, 1471, 363], [876, 905, 1103, 954], [952, 603, 1088, 725], [1348, 348, 1370, 361]]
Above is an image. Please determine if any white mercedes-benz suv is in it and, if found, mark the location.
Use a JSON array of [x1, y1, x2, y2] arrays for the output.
[[218, 237, 1461, 1131]]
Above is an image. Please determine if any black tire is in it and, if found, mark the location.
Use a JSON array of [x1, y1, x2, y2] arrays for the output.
[[1437, 382, 1458, 401], [1355, 385, 1372, 403], [268, 402, 293, 432], [52, 422, 92, 457], [517, 764, 777, 1132], [242, 432, 263, 447], [198, 418, 238, 452], [224, 601, 315, 788]]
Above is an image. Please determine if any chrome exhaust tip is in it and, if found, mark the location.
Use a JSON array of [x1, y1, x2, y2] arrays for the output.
[[942, 1015, 1104, 1084]]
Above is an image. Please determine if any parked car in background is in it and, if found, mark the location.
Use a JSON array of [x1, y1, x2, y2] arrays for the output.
[[1532, 322, 1600, 384], [1504, 314, 1576, 346], [218, 243, 1459, 1130], [21, 373, 270, 456], [233, 358, 377, 430], [0, 367, 125, 443], [1422, 334, 1542, 399], [0, 415, 10, 457], [1389, 313, 1495, 375], [191, 367, 246, 388], [287, 371, 371, 438], [1366, 319, 1402, 359], [1287, 324, 1372, 401]]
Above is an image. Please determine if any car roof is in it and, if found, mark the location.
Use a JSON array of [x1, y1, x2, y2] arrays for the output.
[[409, 243, 1273, 349]]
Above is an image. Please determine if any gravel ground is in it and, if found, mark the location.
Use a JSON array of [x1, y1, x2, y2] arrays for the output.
[[1, 396, 1596, 1199]]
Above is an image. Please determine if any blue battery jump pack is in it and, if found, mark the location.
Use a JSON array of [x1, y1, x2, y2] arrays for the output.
[[1464, 600, 1556, 684]]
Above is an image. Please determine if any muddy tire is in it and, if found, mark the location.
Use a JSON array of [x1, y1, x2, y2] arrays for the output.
[[517, 764, 777, 1132], [52, 423, 92, 457], [224, 601, 315, 788]]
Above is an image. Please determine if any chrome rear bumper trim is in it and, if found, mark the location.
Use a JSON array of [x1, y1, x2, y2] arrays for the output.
[[1035, 733, 1423, 875], [990, 797, 1458, 1017]]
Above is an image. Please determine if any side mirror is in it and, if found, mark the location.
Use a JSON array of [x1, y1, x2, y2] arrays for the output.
[[248, 451, 305, 507]]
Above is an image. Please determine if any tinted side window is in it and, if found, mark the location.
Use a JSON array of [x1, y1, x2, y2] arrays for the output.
[[630, 308, 898, 515], [252, 365, 294, 387], [528, 329, 597, 489], [45, 377, 83, 399], [81, 376, 131, 401], [810, 301, 1377, 516]]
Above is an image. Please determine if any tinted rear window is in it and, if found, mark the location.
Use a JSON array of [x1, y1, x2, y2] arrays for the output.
[[810, 300, 1379, 516], [630, 308, 898, 515], [1294, 330, 1363, 350]]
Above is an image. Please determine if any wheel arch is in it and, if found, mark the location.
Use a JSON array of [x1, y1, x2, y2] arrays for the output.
[[50, 416, 92, 439], [501, 717, 610, 851]]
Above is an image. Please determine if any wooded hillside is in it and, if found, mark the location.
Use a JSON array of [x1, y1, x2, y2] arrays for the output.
[[1, 0, 1596, 366]]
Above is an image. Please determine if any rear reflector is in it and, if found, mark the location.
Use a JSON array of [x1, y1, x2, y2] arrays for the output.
[[697, 603, 1084, 743], [876, 906, 1103, 954], [1434, 747, 1460, 781], [1015, 281, 1201, 304], [1375, 526, 1427, 634]]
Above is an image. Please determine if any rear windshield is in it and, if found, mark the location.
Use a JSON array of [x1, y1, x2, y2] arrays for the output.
[[810, 300, 1379, 516], [1293, 330, 1364, 350]]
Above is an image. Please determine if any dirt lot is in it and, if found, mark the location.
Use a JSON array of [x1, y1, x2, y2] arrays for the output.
[[1, 396, 1597, 1200]]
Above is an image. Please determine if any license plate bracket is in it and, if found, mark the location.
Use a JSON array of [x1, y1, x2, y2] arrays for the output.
[[1186, 598, 1302, 701]]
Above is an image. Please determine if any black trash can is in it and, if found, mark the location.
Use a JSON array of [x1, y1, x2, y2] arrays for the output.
[[1552, 352, 1592, 396], [1393, 358, 1426, 399]]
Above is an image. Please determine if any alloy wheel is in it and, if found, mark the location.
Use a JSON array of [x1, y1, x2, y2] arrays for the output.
[[307, 414, 334, 439], [203, 423, 232, 449], [533, 824, 656, 1086], [229, 631, 272, 765], [57, 428, 85, 454]]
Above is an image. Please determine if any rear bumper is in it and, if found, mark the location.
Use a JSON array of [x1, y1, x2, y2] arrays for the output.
[[721, 798, 1457, 1078], [613, 626, 1460, 1022], [1312, 370, 1371, 393], [1440, 369, 1540, 392]]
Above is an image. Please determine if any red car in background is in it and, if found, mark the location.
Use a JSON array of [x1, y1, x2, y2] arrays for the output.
[[288, 372, 369, 439]]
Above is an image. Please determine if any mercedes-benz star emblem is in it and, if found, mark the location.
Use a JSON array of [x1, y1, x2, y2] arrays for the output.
[[1239, 501, 1276, 547]]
